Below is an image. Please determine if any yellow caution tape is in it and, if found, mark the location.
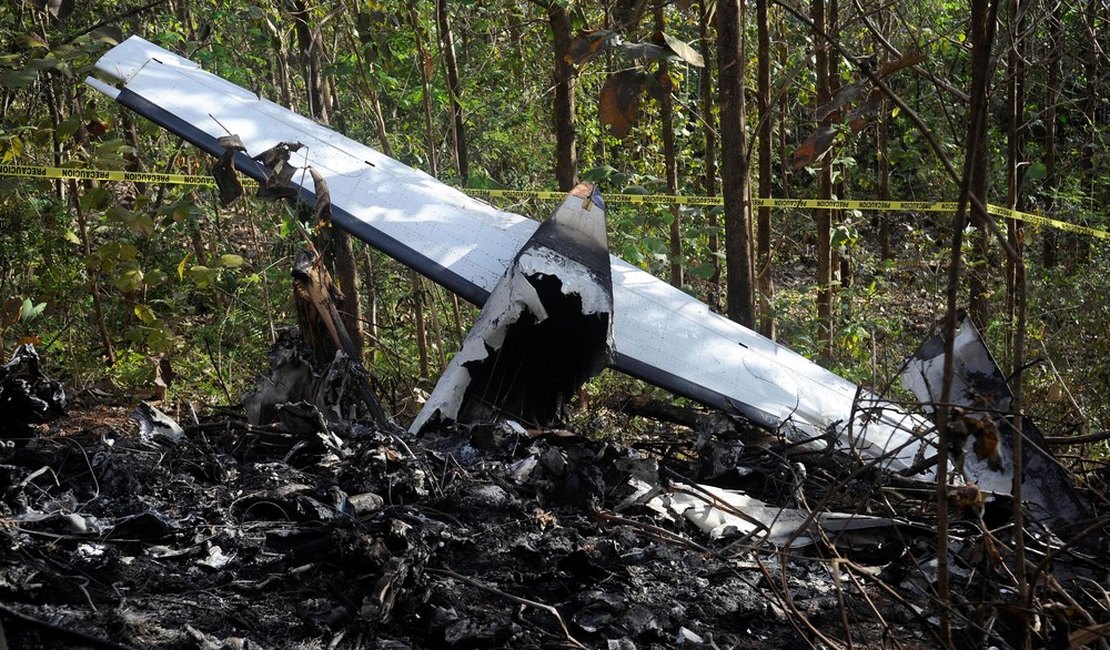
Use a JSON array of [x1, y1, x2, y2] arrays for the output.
[[0, 163, 215, 186], [470, 190, 1109, 241], [3, 163, 1106, 240]]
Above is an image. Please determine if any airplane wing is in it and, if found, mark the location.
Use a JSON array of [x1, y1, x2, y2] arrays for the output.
[[87, 36, 931, 472]]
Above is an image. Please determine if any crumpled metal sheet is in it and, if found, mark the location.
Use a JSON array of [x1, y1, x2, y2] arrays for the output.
[[645, 480, 917, 550], [411, 183, 613, 431], [902, 314, 1090, 532]]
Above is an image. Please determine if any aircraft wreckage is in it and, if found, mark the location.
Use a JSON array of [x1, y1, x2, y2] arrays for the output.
[[87, 36, 1085, 529]]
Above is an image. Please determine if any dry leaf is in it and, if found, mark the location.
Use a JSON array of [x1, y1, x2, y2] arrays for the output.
[[600, 70, 647, 138]]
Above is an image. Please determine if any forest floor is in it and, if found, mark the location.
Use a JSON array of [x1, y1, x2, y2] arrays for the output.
[[2, 384, 1106, 649]]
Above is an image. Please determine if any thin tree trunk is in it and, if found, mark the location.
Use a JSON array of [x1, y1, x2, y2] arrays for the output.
[[1006, 3, 1030, 638], [756, 0, 774, 338], [1041, 9, 1060, 268], [719, 0, 755, 327], [777, 10, 792, 201], [436, 0, 469, 184], [507, 0, 524, 82], [1077, 0, 1097, 264], [412, 271, 430, 380], [428, 285, 448, 372], [878, 100, 891, 260], [813, 0, 833, 362], [967, 2, 994, 330], [291, 0, 328, 124], [830, 0, 850, 291], [656, 0, 683, 288], [937, 2, 1000, 645], [69, 180, 115, 365], [1005, 0, 1026, 373], [698, 0, 720, 308], [413, 6, 439, 177], [361, 248, 379, 366], [548, 2, 577, 191]]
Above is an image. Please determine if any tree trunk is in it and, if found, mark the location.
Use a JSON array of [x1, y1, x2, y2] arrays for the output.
[[436, 0, 469, 184], [698, 0, 720, 308], [413, 7, 439, 177], [548, 3, 577, 191], [966, 0, 996, 330], [70, 180, 115, 365], [830, 0, 850, 291], [291, 0, 329, 123], [965, 0, 999, 330], [1077, 0, 1097, 264], [655, 0, 683, 288], [878, 100, 891, 260], [1041, 9, 1060, 268], [813, 0, 833, 361], [756, 0, 774, 338], [718, 0, 755, 327], [1005, 0, 1026, 373], [412, 271, 430, 380], [936, 2, 1001, 643], [361, 249, 379, 366]]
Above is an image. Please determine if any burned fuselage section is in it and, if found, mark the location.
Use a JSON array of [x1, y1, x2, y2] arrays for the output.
[[412, 184, 613, 432]]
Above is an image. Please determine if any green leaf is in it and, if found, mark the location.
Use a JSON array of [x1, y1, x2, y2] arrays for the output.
[[581, 165, 617, 183], [79, 186, 112, 211], [23, 299, 47, 321], [187, 265, 220, 288], [216, 253, 245, 268], [0, 68, 40, 90], [57, 115, 81, 141], [116, 269, 144, 293], [1026, 161, 1047, 180], [689, 262, 718, 280], [134, 304, 157, 324]]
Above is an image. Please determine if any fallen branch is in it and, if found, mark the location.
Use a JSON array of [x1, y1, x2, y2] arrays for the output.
[[427, 568, 587, 649], [1044, 431, 1110, 446]]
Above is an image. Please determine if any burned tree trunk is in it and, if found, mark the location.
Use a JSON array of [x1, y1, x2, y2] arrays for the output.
[[287, 3, 364, 358], [291, 247, 390, 428]]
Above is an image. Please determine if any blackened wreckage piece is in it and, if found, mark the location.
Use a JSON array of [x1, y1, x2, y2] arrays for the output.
[[0, 344, 66, 443], [901, 313, 1090, 533], [411, 183, 614, 432]]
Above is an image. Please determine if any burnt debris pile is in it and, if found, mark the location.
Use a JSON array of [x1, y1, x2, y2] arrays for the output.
[[1, 349, 1107, 649]]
